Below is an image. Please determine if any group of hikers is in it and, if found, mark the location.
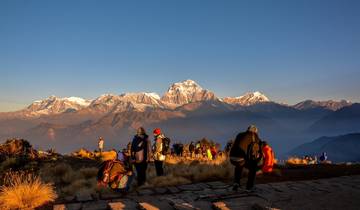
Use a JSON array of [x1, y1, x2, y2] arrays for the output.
[[170, 141, 220, 160], [97, 125, 275, 193]]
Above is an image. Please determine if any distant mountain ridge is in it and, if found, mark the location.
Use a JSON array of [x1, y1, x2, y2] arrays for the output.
[[289, 133, 360, 162], [0, 79, 357, 154], [1, 79, 353, 119], [309, 103, 360, 134], [0, 80, 273, 119], [293, 100, 352, 111]]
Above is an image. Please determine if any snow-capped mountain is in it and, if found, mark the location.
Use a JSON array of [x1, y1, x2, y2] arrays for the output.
[[161, 79, 217, 105], [223, 91, 270, 106], [0, 80, 354, 120], [87, 94, 123, 112], [24, 96, 91, 116], [293, 100, 352, 111], [86, 92, 164, 114], [0, 79, 358, 155], [119, 92, 162, 106]]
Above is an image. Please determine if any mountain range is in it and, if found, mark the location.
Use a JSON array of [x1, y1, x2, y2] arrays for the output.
[[0, 79, 358, 155], [289, 133, 360, 162]]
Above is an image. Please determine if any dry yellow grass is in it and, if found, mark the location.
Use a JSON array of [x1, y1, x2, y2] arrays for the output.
[[0, 171, 57, 210], [71, 148, 117, 161], [286, 156, 317, 165], [40, 163, 100, 197], [146, 154, 232, 187], [98, 151, 117, 161]]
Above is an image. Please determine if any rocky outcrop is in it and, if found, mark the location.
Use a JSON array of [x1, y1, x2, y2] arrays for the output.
[[0, 138, 38, 161]]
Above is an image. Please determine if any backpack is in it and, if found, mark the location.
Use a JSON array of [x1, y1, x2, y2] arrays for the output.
[[97, 160, 130, 190], [246, 137, 264, 167], [97, 160, 116, 185], [162, 137, 171, 155]]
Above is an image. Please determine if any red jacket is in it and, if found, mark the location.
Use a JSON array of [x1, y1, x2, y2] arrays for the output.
[[262, 145, 275, 173]]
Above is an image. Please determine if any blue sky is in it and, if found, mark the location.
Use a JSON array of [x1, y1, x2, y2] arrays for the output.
[[1, 0, 359, 111]]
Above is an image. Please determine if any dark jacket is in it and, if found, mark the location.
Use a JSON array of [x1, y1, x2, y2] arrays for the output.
[[131, 134, 150, 162], [229, 131, 261, 161]]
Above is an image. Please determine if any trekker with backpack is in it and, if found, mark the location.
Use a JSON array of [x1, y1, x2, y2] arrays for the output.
[[152, 128, 170, 176], [131, 127, 151, 186], [230, 125, 263, 191]]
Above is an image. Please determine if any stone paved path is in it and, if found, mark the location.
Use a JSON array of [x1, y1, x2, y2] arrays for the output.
[[53, 175, 360, 210]]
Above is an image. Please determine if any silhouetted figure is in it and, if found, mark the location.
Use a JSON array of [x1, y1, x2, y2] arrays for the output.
[[189, 142, 195, 158], [230, 125, 262, 191], [319, 152, 328, 162], [179, 143, 184, 157]]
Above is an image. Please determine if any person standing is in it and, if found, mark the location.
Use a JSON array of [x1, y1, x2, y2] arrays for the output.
[[98, 137, 104, 154], [206, 146, 213, 160], [152, 128, 166, 176], [230, 125, 263, 191], [195, 141, 201, 158], [189, 142, 195, 158], [131, 127, 151, 186]]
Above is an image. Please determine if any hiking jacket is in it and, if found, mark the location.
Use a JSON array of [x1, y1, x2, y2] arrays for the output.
[[230, 131, 261, 162], [262, 145, 275, 173], [131, 134, 151, 163], [153, 134, 166, 161], [207, 148, 213, 160]]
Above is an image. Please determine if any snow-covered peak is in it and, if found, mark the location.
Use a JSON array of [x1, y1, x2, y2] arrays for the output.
[[90, 94, 122, 107], [65, 97, 91, 106], [161, 79, 216, 105], [25, 95, 91, 116], [144, 92, 161, 100], [120, 92, 162, 106], [223, 91, 270, 106], [166, 79, 203, 95]]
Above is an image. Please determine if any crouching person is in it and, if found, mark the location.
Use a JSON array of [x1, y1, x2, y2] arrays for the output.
[[230, 125, 263, 191], [97, 153, 134, 193]]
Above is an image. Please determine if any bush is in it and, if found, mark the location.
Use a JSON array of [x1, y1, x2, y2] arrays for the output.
[[146, 155, 232, 187], [0, 157, 18, 171], [71, 149, 117, 161], [286, 156, 317, 166], [0, 171, 57, 209], [40, 163, 99, 197]]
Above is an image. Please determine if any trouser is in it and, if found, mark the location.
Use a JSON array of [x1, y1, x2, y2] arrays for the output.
[[135, 161, 147, 186], [154, 160, 164, 176], [231, 159, 257, 190]]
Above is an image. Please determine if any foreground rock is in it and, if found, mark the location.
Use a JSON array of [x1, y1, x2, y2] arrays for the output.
[[53, 175, 360, 210], [0, 138, 38, 161]]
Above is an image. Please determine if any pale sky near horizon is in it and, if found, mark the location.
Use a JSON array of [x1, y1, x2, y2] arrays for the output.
[[1, 0, 359, 112]]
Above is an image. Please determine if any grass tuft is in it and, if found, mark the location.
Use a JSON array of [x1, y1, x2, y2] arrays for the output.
[[0, 171, 57, 209]]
